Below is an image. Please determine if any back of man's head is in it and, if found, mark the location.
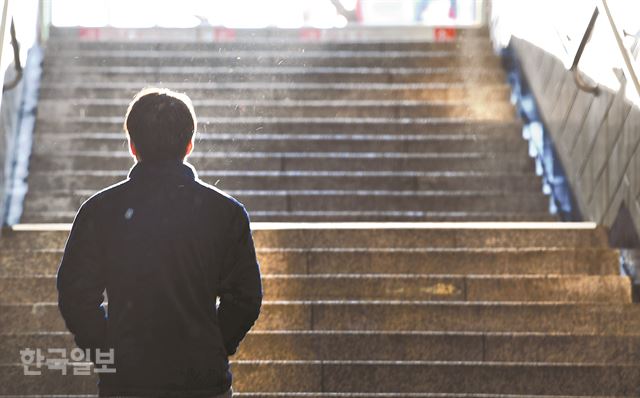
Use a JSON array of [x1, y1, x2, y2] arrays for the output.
[[124, 87, 197, 162]]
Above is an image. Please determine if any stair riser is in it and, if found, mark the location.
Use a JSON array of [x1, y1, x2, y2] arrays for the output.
[[4, 302, 640, 334], [38, 86, 512, 102], [23, 191, 550, 215], [3, 332, 640, 364], [43, 55, 504, 69], [26, 173, 543, 193], [0, 229, 610, 251], [49, 25, 491, 40], [209, 248, 624, 276], [38, 103, 516, 121], [32, 134, 528, 155], [43, 70, 507, 84], [44, 41, 495, 52], [250, 228, 611, 249], [1, 275, 629, 304], [234, 362, 638, 395], [36, 121, 520, 137], [1, 249, 617, 277], [29, 155, 535, 173], [44, 47, 498, 56], [20, 211, 560, 224], [1, 361, 638, 396]]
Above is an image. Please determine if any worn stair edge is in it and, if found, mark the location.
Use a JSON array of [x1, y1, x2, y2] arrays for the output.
[[0, 247, 620, 278], [3, 330, 640, 364], [3, 301, 640, 334], [4, 222, 605, 249], [1, 361, 639, 395], [0, 274, 630, 304]]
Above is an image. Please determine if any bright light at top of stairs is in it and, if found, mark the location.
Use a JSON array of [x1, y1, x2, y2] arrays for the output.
[[51, 0, 353, 29]]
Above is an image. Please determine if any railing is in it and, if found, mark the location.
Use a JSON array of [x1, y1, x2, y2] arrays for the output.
[[0, 0, 48, 228], [488, 0, 640, 222], [570, 8, 599, 95], [598, 0, 640, 100], [570, 0, 640, 100], [489, 0, 640, 287], [3, 19, 23, 92]]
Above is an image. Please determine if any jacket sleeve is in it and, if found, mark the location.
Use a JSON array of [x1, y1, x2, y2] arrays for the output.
[[56, 203, 107, 357], [217, 204, 263, 356]]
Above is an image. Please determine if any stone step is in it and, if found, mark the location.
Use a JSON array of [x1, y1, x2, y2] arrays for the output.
[[31, 132, 529, 155], [4, 393, 626, 398], [35, 118, 521, 137], [235, 394, 628, 398], [42, 51, 503, 69], [263, 275, 631, 302], [20, 210, 556, 228], [22, 190, 550, 216], [0, 226, 609, 251], [3, 330, 640, 365], [26, 170, 544, 193], [38, 83, 512, 102], [48, 25, 491, 41], [28, 152, 535, 173], [20, 392, 610, 397], [3, 301, 640, 334], [43, 47, 496, 57], [38, 100, 515, 121], [0, 247, 619, 278], [1, 360, 638, 396], [0, 275, 630, 305], [44, 40, 495, 52], [250, 226, 609, 249], [42, 65, 507, 84], [19, 210, 559, 224]]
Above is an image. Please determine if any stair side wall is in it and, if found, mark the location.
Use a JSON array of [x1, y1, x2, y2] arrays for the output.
[[511, 37, 640, 244]]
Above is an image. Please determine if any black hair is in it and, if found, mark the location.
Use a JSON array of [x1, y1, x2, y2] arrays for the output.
[[124, 87, 197, 162]]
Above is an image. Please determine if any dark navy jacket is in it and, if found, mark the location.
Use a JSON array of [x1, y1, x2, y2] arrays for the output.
[[57, 160, 263, 397]]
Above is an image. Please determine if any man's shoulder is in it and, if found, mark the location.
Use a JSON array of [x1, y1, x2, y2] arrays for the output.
[[77, 179, 131, 213], [192, 178, 247, 214], [78, 176, 248, 221]]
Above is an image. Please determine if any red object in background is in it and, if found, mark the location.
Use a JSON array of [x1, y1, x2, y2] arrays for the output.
[[434, 27, 457, 41], [300, 28, 321, 40], [355, 0, 363, 23], [78, 27, 100, 40], [213, 27, 236, 41]]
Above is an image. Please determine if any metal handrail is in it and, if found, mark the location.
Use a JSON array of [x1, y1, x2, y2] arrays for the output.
[[598, 0, 640, 99], [3, 19, 23, 92], [570, 0, 640, 98], [570, 7, 600, 95]]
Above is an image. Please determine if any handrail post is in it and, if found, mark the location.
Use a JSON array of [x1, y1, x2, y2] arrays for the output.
[[37, 0, 51, 45]]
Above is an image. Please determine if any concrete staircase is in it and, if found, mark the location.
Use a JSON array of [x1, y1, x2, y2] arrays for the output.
[[1, 225, 639, 396], [22, 26, 552, 223], [0, 26, 638, 396]]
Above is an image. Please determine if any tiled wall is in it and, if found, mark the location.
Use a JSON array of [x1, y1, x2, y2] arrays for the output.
[[512, 37, 640, 239]]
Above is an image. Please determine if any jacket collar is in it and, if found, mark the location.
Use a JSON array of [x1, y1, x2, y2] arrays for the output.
[[128, 160, 197, 181]]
